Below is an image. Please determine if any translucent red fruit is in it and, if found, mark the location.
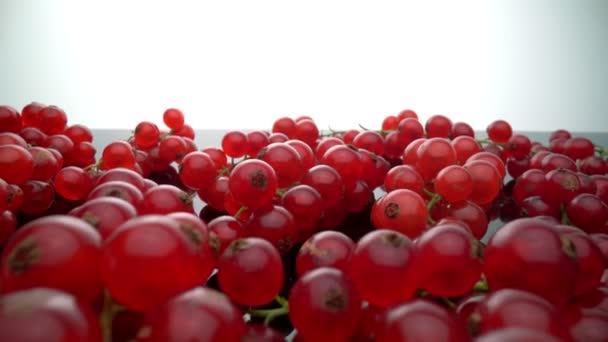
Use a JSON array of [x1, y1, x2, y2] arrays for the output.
[[416, 138, 457, 181], [69, 197, 137, 240], [371, 189, 428, 238], [0, 144, 34, 185], [133, 121, 160, 149], [221, 130, 249, 158], [383, 164, 424, 195], [475, 328, 562, 342], [208, 215, 245, 255], [258, 142, 304, 187], [483, 218, 578, 305], [178, 151, 217, 190], [375, 299, 469, 342], [425, 114, 453, 138], [94, 167, 146, 193], [301, 164, 344, 209], [289, 267, 362, 342], [554, 225, 605, 296], [136, 287, 246, 342], [101, 141, 136, 170], [244, 205, 297, 255], [464, 160, 502, 205], [563, 137, 595, 161], [566, 193, 608, 234], [162, 108, 185, 131], [217, 237, 284, 306], [0, 215, 103, 302], [0, 105, 21, 133], [435, 165, 474, 203], [349, 230, 417, 307], [140, 184, 194, 215], [296, 230, 355, 277], [228, 159, 278, 210], [321, 144, 363, 192], [0, 288, 102, 342], [486, 119, 513, 143], [102, 215, 211, 311], [53, 166, 94, 201], [281, 184, 323, 241], [470, 288, 571, 339], [415, 224, 483, 297]]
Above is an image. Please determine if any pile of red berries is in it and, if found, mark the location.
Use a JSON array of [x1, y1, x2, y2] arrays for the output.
[[1, 104, 607, 341]]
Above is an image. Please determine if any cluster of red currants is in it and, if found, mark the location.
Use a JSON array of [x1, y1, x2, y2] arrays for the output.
[[0, 104, 607, 341]]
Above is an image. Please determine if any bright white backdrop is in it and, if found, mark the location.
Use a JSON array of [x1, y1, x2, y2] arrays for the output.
[[1, 0, 607, 132]]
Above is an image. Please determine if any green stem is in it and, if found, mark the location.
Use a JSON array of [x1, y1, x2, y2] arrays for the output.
[[476, 138, 510, 148], [248, 296, 289, 325], [596, 145, 607, 157], [473, 278, 489, 292], [234, 206, 248, 221], [440, 297, 456, 309], [426, 193, 442, 226], [561, 205, 570, 225], [99, 291, 124, 342]]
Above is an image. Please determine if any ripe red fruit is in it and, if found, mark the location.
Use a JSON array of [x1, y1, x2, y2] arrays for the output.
[[321, 144, 363, 192], [0, 215, 103, 302], [375, 299, 469, 342], [349, 230, 417, 307], [464, 160, 502, 205], [371, 189, 428, 238], [398, 109, 418, 120], [415, 224, 483, 297], [54, 166, 94, 201], [301, 164, 344, 209], [281, 184, 323, 241], [475, 328, 562, 342], [208, 215, 245, 254], [228, 159, 278, 210], [258, 142, 304, 187], [95, 167, 147, 192], [450, 121, 475, 138], [296, 230, 355, 276], [158, 135, 187, 163], [245, 205, 297, 254], [0, 288, 102, 342], [133, 121, 160, 149], [178, 151, 217, 190], [64, 124, 93, 144], [425, 114, 453, 138], [483, 218, 578, 305], [289, 267, 362, 342], [486, 119, 513, 143], [471, 288, 571, 339], [285, 139, 315, 171], [353, 130, 385, 156], [222, 130, 249, 158], [140, 184, 194, 215], [451, 136, 482, 164], [435, 165, 474, 203], [69, 197, 137, 240], [136, 287, 246, 341], [19, 180, 55, 216], [416, 138, 457, 181], [0, 144, 34, 185], [162, 108, 185, 131], [102, 215, 209, 311], [566, 193, 608, 234], [242, 324, 284, 342], [101, 141, 136, 170], [218, 237, 284, 306], [88, 180, 144, 209], [36, 106, 67, 135], [0, 210, 17, 247], [0, 105, 22, 133]]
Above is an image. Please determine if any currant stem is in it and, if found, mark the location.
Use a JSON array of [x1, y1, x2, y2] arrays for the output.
[[100, 290, 124, 342], [473, 278, 489, 292], [234, 206, 248, 220], [596, 145, 607, 157], [476, 138, 510, 148], [248, 296, 289, 325], [560, 205, 571, 225], [426, 192, 442, 225]]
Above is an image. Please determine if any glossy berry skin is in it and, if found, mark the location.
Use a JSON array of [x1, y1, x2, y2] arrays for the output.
[[289, 267, 362, 342], [272, 116, 297, 138], [554, 225, 604, 296], [53, 166, 94, 201], [101, 141, 136, 170], [0, 144, 34, 185], [451, 136, 482, 164], [134, 121, 160, 149], [102, 215, 209, 312], [353, 130, 385, 156], [88, 180, 144, 209], [371, 189, 428, 238], [321, 144, 363, 192], [0, 105, 21, 133], [178, 151, 217, 190], [434, 165, 473, 203], [208, 215, 245, 254], [162, 108, 185, 130], [242, 324, 284, 342], [471, 288, 571, 340], [566, 193, 608, 234], [375, 299, 469, 342], [140, 184, 194, 215], [281, 184, 323, 241], [416, 138, 457, 181], [0, 215, 103, 302], [384, 165, 425, 195], [221, 130, 248, 158], [19, 180, 55, 216], [29, 146, 59, 182], [0, 211, 17, 246], [425, 114, 453, 138], [217, 237, 284, 306], [228, 159, 278, 210], [486, 119, 513, 143], [349, 229, 417, 307], [464, 159, 502, 205], [95, 167, 147, 192], [475, 328, 561, 342], [483, 218, 578, 305], [245, 205, 297, 255], [301, 165, 344, 209], [415, 224, 483, 297], [0, 288, 102, 342], [257, 142, 304, 187], [69, 197, 137, 240], [37, 105, 67, 135], [136, 287, 246, 342], [296, 231, 355, 276]]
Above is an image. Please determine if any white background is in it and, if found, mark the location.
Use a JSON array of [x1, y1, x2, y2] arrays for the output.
[[1, 0, 607, 132]]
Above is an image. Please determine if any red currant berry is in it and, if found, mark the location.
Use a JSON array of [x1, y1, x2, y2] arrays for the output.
[[296, 230, 355, 276], [371, 189, 428, 238], [228, 159, 278, 210], [162, 108, 185, 131]]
